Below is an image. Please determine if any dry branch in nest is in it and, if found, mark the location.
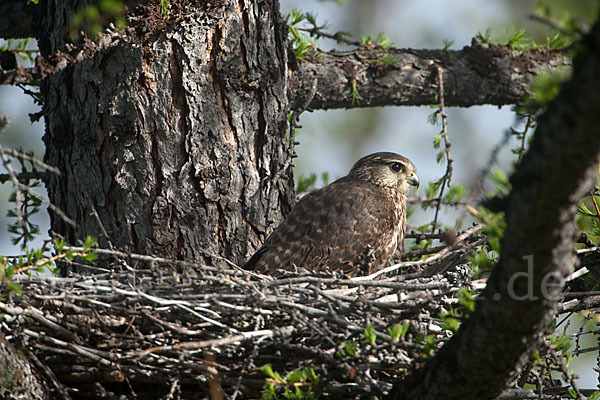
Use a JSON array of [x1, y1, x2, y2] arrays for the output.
[[1, 224, 599, 399]]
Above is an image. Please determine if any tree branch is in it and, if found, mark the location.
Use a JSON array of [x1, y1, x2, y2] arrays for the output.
[[390, 14, 600, 400], [3, 37, 569, 115], [292, 42, 570, 110]]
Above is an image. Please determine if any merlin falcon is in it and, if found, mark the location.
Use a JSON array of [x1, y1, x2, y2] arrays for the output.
[[244, 152, 419, 276]]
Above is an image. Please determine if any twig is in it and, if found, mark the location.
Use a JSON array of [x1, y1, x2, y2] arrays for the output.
[[566, 267, 589, 282], [431, 65, 453, 233], [0, 113, 9, 132], [231, 336, 264, 400], [14, 249, 91, 274], [23, 329, 116, 366], [470, 129, 511, 201], [162, 379, 179, 400], [211, 299, 274, 315], [64, 245, 266, 279], [17, 183, 76, 227], [590, 191, 600, 228], [0, 303, 80, 343], [141, 309, 205, 336], [0, 144, 23, 225], [597, 334, 600, 391], [0, 148, 61, 175], [575, 246, 600, 255], [528, 14, 575, 36], [272, 76, 318, 182], [496, 388, 537, 399], [354, 224, 483, 280], [134, 326, 295, 357], [27, 350, 74, 400], [2, 48, 40, 55], [405, 231, 451, 240], [296, 26, 363, 47], [0, 146, 73, 229], [516, 115, 534, 163], [2, 235, 598, 398], [264, 276, 450, 290], [175, 303, 237, 334], [205, 351, 224, 400], [88, 198, 115, 250], [0, 171, 50, 183], [550, 349, 583, 400], [401, 244, 450, 260], [572, 345, 600, 356], [407, 196, 471, 207]]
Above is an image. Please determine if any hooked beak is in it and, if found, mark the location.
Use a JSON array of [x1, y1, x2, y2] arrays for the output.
[[407, 174, 420, 188]]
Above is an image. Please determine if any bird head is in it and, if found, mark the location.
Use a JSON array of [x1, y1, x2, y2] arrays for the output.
[[349, 152, 419, 193]]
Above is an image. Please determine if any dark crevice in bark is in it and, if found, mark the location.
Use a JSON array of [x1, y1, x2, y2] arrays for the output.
[[238, 0, 250, 70], [270, 0, 288, 77]]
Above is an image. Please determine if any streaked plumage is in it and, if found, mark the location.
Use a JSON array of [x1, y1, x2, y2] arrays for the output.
[[244, 152, 419, 276]]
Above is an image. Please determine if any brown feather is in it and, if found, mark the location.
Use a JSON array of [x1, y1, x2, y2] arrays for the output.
[[244, 152, 418, 276]]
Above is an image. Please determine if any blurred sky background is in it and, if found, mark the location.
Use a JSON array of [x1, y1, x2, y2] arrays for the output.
[[1, 0, 599, 389]]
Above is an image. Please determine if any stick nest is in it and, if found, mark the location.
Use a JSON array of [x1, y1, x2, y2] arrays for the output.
[[0, 226, 497, 399]]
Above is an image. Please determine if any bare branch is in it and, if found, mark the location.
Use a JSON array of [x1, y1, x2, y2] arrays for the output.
[[292, 43, 570, 110], [0, 171, 50, 183], [430, 65, 453, 233], [0, 144, 23, 225]]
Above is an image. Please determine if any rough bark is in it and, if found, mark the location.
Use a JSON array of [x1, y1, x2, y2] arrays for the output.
[[0, 331, 48, 399], [40, 0, 294, 266], [389, 15, 600, 400], [291, 44, 569, 110]]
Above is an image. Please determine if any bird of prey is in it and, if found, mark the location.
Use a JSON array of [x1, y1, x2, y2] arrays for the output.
[[244, 152, 419, 276]]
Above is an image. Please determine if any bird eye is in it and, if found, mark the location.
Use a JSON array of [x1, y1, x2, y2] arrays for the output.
[[390, 162, 403, 172]]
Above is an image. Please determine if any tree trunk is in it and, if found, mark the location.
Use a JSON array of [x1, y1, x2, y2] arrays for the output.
[[40, 0, 294, 267], [0, 331, 48, 399], [390, 15, 600, 398]]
